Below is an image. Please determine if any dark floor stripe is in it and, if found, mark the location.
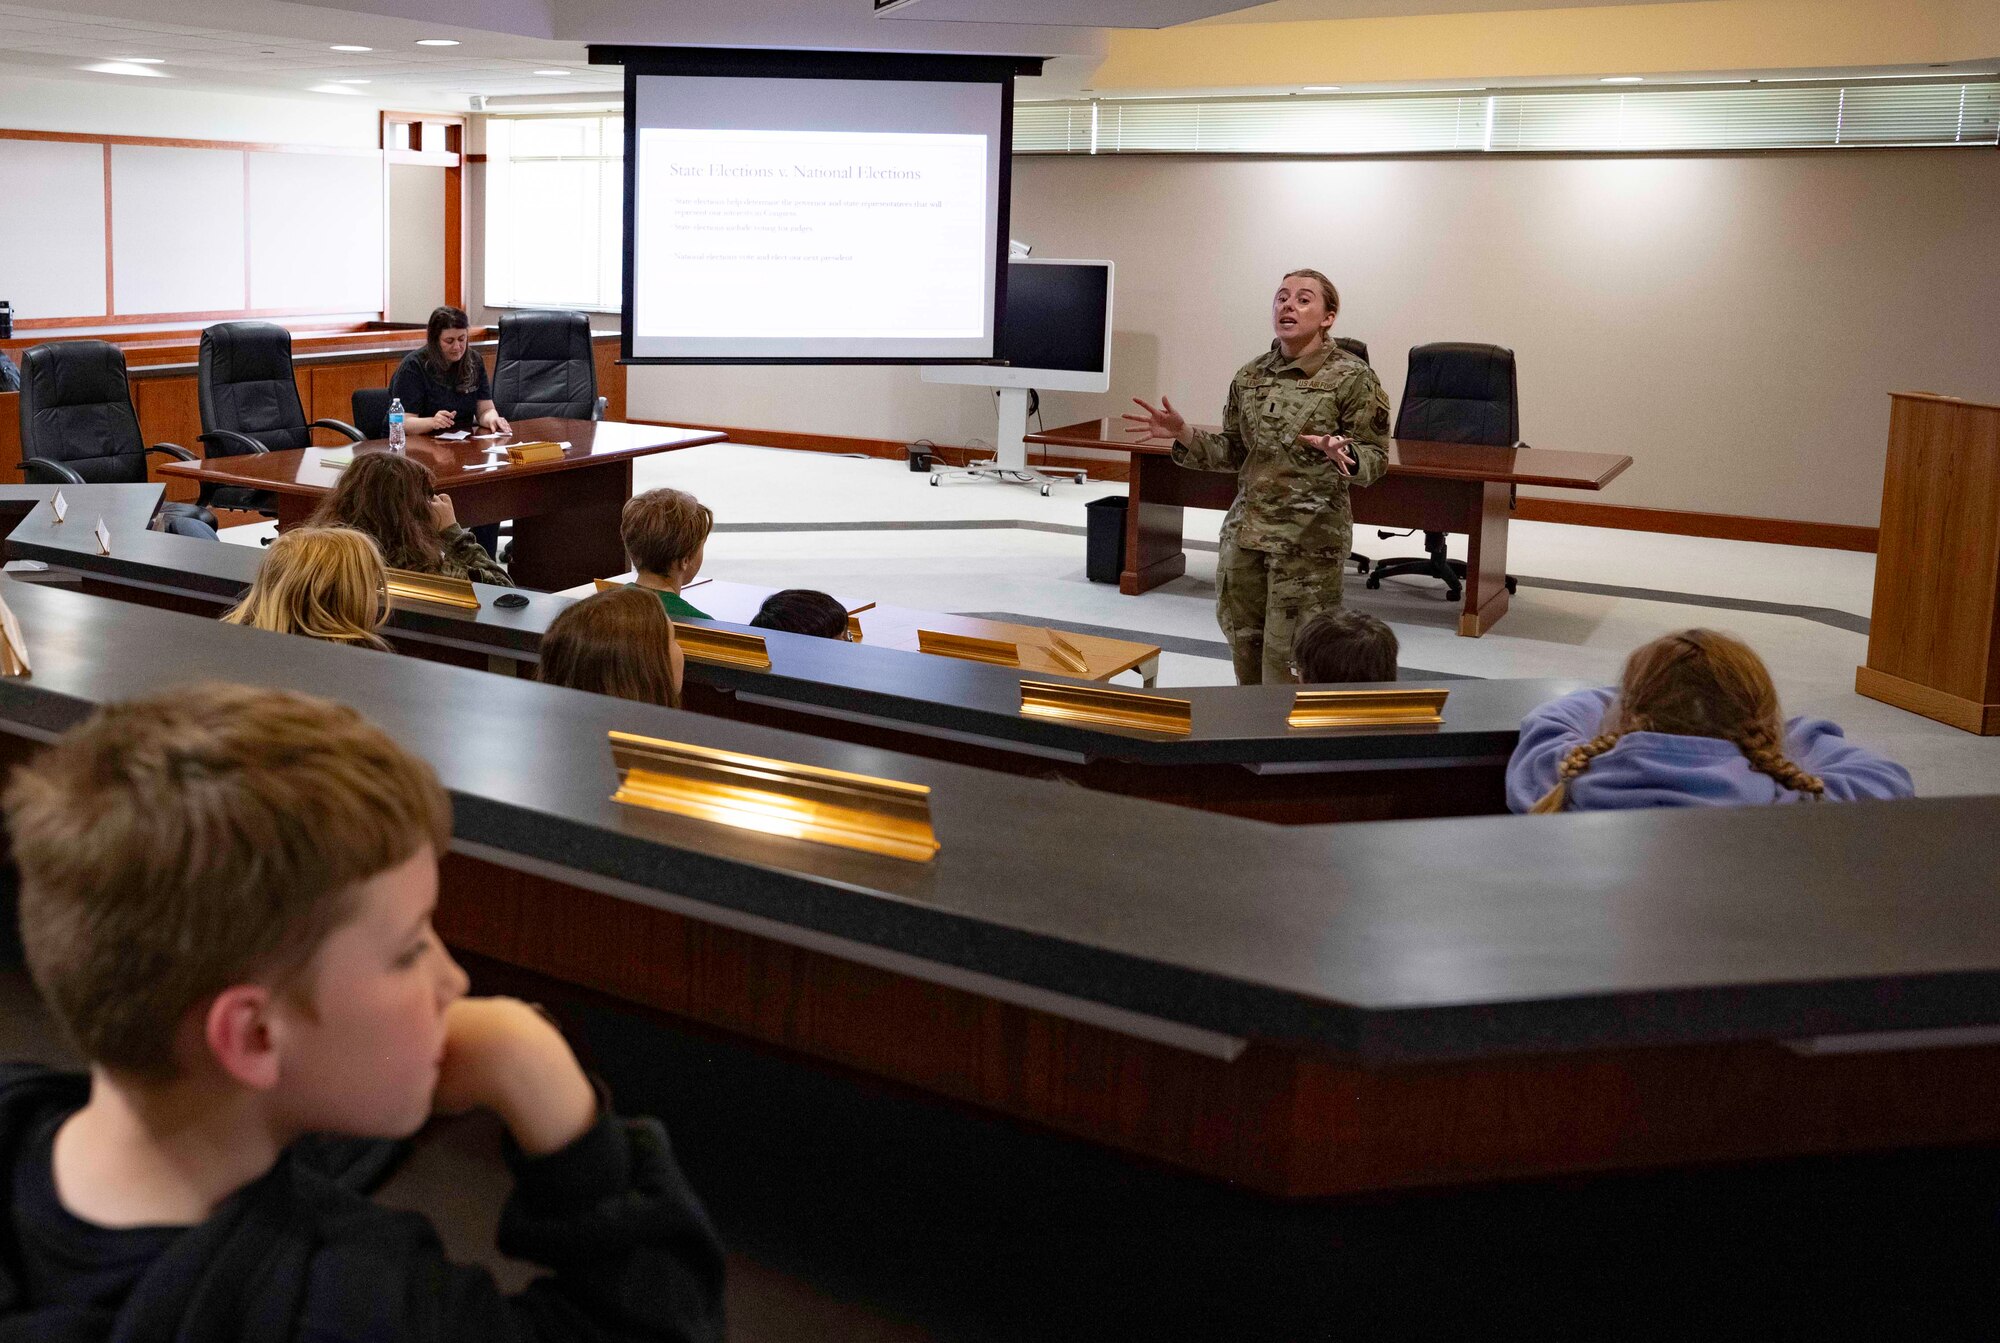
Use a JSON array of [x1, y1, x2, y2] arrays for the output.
[[718, 518, 1868, 635], [956, 611, 1477, 681]]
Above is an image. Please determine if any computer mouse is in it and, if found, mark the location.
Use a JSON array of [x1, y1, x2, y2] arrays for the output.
[[494, 592, 530, 608]]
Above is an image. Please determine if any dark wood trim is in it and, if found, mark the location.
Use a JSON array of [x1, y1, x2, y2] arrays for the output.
[[0, 126, 376, 156], [19, 307, 384, 332], [628, 419, 1132, 482], [1514, 497, 1879, 552]]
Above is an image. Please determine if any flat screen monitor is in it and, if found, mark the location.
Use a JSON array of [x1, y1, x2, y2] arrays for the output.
[[922, 258, 1113, 394]]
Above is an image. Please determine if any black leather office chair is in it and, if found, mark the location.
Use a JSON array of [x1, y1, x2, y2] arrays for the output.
[[351, 387, 393, 441], [493, 310, 599, 422], [1366, 343, 1521, 602], [197, 321, 363, 514], [17, 342, 216, 531]]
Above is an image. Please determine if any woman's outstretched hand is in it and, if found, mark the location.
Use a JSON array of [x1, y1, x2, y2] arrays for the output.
[[1301, 433, 1356, 475], [1122, 396, 1188, 443]]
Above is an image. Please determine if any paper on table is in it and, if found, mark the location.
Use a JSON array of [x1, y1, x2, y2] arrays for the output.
[[472, 432, 508, 440], [437, 430, 471, 441], [50, 491, 67, 523], [93, 518, 110, 555]]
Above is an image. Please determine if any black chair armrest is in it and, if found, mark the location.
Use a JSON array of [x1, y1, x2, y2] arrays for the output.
[[198, 429, 270, 456], [311, 418, 366, 442], [20, 459, 87, 486], [146, 442, 198, 462]]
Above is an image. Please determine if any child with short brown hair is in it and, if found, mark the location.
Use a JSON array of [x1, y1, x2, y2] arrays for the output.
[[620, 489, 713, 621], [1507, 629, 1914, 813], [1289, 609, 1398, 684], [0, 683, 723, 1341]]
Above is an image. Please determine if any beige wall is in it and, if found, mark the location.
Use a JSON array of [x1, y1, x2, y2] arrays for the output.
[[1106, 0, 2000, 91], [630, 148, 2000, 527], [388, 164, 448, 326]]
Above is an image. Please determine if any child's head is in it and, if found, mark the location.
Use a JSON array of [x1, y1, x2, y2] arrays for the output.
[[221, 526, 390, 651], [1530, 628, 1825, 812], [309, 452, 444, 574], [4, 684, 464, 1137], [1290, 609, 1398, 684], [621, 488, 712, 585], [749, 589, 850, 641], [539, 586, 684, 708]]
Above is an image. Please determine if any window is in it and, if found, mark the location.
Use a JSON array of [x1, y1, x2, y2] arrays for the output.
[[1014, 80, 2000, 156], [483, 114, 624, 312]]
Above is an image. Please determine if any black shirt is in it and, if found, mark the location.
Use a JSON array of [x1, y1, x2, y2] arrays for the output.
[[10, 1108, 183, 1316], [389, 350, 493, 429]]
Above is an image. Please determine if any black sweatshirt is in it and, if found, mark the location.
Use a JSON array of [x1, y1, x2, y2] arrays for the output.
[[0, 1065, 725, 1343]]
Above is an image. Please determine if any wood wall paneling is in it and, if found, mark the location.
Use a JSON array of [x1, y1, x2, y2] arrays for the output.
[[309, 360, 396, 434], [132, 378, 205, 503]]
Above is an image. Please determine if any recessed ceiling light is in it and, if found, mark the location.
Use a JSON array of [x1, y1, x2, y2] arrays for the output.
[[415, 38, 460, 47], [1601, 76, 1644, 84], [335, 78, 371, 84], [120, 56, 165, 64], [535, 69, 571, 76], [85, 61, 167, 77], [311, 83, 364, 96], [1304, 85, 1341, 91], [330, 44, 372, 52]]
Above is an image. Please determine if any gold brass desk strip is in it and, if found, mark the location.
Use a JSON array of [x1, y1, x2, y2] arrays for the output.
[[919, 629, 1019, 667], [1287, 687, 1449, 730], [607, 730, 940, 862], [504, 440, 566, 464], [1019, 680, 1193, 736], [385, 568, 481, 611], [677, 625, 773, 670]]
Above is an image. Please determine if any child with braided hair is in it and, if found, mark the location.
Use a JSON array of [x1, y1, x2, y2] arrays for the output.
[[1506, 629, 1914, 813]]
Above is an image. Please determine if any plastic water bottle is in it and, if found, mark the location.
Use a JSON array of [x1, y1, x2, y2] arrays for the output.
[[388, 398, 406, 451]]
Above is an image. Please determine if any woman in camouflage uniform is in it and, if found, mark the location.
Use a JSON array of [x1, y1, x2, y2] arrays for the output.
[[1126, 269, 1391, 685]]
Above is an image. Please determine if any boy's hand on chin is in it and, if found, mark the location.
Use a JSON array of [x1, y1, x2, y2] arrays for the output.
[[433, 997, 598, 1156]]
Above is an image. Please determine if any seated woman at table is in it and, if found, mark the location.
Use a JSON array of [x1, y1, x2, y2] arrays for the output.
[[1507, 628, 1914, 813], [621, 487, 713, 620], [307, 452, 513, 587], [538, 585, 684, 708], [749, 589, 850, 641], [220, 526, 391, 652], [389, 305, 511, 438]]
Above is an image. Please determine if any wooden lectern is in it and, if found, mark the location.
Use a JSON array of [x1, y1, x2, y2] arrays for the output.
[[1856, 391, 2000, 734]]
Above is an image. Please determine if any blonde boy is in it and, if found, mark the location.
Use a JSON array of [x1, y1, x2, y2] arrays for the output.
[[0, 684, 723, 1341]]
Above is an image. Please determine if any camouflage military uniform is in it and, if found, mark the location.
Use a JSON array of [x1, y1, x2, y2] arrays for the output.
[[1173, 342, 1391, 685]]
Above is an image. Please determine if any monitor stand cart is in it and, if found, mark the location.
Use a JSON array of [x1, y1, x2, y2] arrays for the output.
[[931, 388, 1088, 497]]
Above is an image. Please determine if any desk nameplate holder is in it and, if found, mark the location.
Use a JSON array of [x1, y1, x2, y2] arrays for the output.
[[919, 629, 1019, 667], [608, 729, 939, 863], [1019, 680, 1193, 736], [505, 440, 566, 465], [678, 626, 772, 670], [1044, 632, 1090, 676], [846, 601, 874, 643], [92, 518, 111, 556], [385, 568, 481, 611], [1287, 688, 1449, 730]]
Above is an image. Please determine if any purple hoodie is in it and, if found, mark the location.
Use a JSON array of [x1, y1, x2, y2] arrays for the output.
[[1506, 686, 1916, 813]]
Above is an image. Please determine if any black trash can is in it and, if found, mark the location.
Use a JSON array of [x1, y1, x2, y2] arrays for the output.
[[1085, 495, 1127, 585]]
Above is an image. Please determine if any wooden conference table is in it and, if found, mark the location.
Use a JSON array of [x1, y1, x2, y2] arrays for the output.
[[158, 417, 724, 592], [1028, 420, 1633, 638]]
